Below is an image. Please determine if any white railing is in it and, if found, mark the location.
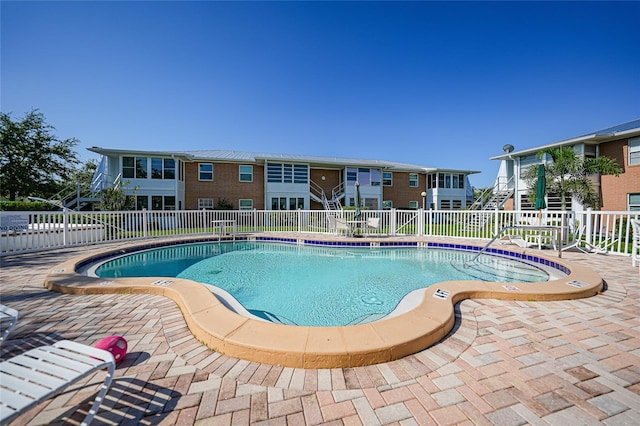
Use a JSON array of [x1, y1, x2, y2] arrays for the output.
[[1, 209, 638, 256]]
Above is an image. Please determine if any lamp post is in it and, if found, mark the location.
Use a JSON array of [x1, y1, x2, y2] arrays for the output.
[[421, 191, 427, 210]]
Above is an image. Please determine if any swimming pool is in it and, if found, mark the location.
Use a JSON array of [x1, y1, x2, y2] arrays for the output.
[[90, 241, 559, 326], [50, 236, 601, 368]]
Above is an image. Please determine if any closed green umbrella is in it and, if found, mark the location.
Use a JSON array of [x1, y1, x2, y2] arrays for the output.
[[534, 164, 547, 210], [354, 181, 362, 220]]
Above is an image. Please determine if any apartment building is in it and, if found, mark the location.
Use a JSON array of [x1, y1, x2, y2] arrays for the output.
[[88, 148, 478, 211], [490, 118, 640, 211]]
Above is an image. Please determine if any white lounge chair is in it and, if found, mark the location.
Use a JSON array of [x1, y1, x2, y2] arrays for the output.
[[0, 340, 115, 425], [561, 224, 615, 254], [0, 304, 19, 345]]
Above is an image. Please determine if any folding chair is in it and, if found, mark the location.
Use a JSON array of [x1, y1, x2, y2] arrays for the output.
[[0, 340, 115, 425], [0, 304, 19, 345]]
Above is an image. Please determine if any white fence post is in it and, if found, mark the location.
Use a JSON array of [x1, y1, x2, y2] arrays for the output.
[[586, 208, 593, 245], [390, 209, 397, 236], [63, 209, 69, 246]]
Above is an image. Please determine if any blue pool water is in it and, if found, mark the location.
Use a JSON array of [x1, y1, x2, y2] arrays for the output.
[[93, 242, 553, 326]]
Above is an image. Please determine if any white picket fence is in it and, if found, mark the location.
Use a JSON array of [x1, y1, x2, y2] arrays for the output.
[[1, 209, 638, 257]]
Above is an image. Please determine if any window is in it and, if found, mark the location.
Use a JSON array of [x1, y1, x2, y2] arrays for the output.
[[239, 199, 253, 210], [383, 200, 393, 209], [136, 158, 147, 179], [122, 156, 147, 179], [438, 173, 445, 188], [239, 165, 253, 182], [383, 172, 393, 186], [199, 163, 213, 181], [629, 137, 640, 165], [409, 173, 418, 188], [440, 200, 451, 210], [123, 157, 135, 179], [346, 167, 382, 186], [198, 199, 214, 210], [547, 194, 572, 211], [164, 159, 176, 179], [520, 194, 534, 210], [271, 197, 288, 210], [164, 196, 176, 210], [451, 175, 464, 189], [289, 197, 304, 210], [629, 193, 640, 211], [151, 196, 163, 210], [150, 196, 176, 210], [370, 169, 381, 186], [151, 158, 163, 179], [267, 163, 309, 183], [136, 196, 149, 210], [409, 201, 419, 209], [294, 165, 307, 184], [452, 200, 462, 210], [427, 174, 436, 189], [520, 154, 540, 179]]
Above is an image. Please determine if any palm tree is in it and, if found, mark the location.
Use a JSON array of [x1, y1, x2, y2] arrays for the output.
[[525, 146, 622, 210]]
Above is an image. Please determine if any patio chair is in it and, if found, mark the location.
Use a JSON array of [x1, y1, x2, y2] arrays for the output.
[[0, 304, 19, 345], [0, 340, 115, 425], [334, 217, 350, 236], [365, 217, 381, 236]]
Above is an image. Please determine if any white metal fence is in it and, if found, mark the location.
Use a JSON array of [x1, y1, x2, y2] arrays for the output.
[[1, 209, 638, 256]]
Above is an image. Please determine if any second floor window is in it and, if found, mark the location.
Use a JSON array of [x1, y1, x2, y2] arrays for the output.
[[409, 173, 419, 187], [199, 163, 213, 181], [239, 165, 253, 182], [151, 158, 176, 179], [383, 172, 393, 186], [629, 137, 640, 166], [122, 156, 147, 179]]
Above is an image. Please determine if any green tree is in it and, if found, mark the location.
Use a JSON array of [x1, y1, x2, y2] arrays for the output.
[[0, 110, 80, 201], [100, 181, 137, 211], [525, 146, 623, 210]]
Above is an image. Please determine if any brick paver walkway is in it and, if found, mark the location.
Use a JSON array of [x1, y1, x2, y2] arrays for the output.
[[1, 242, 639, 425]]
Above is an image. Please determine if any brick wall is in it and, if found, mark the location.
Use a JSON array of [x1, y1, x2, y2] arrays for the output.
[[599, 138, 640, 211], [383, 172, 424, 209], [309, 169, 341, 209], [184, 163, 265, 210]]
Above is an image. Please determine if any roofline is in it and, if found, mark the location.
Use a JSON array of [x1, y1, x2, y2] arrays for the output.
[[490, 122, 640, 160], [88, 146, 195, 161], [88, 147, 480, 175]]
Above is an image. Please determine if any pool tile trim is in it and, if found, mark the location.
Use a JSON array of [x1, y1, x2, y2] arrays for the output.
[[44, 235, 603, 369]]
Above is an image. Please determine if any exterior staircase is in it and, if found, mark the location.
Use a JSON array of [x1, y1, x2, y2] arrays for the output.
[[310, 180, 345, 211], [466, 176, 514, 231]]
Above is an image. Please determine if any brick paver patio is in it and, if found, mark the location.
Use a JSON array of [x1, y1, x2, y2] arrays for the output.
[[1, 241, 639, 425]]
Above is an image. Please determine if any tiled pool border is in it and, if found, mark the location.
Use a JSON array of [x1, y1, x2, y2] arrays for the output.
[[45, 234, 602, 368]]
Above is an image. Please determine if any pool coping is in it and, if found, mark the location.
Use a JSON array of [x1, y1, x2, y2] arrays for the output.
[[44, 235, 603, 369]]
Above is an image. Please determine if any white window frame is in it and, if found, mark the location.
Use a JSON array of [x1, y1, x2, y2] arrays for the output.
[[198, 198, 214, 210], [199, 163, 213, 181], [382, 200, 393, 209], [409, 173, 419, 188], [408, 201, 419, 209], [629, 193, 640, 211], [239, 199, 254, 210], [629, 137, 640, 166], [383, 172, 393, 186], [239, 165, 253, 182]]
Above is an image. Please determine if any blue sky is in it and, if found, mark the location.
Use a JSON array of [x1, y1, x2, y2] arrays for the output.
[[2, 1, 639, 188]]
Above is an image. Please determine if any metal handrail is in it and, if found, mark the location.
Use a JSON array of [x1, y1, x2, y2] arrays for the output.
[[469, 224, 563, 263]]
